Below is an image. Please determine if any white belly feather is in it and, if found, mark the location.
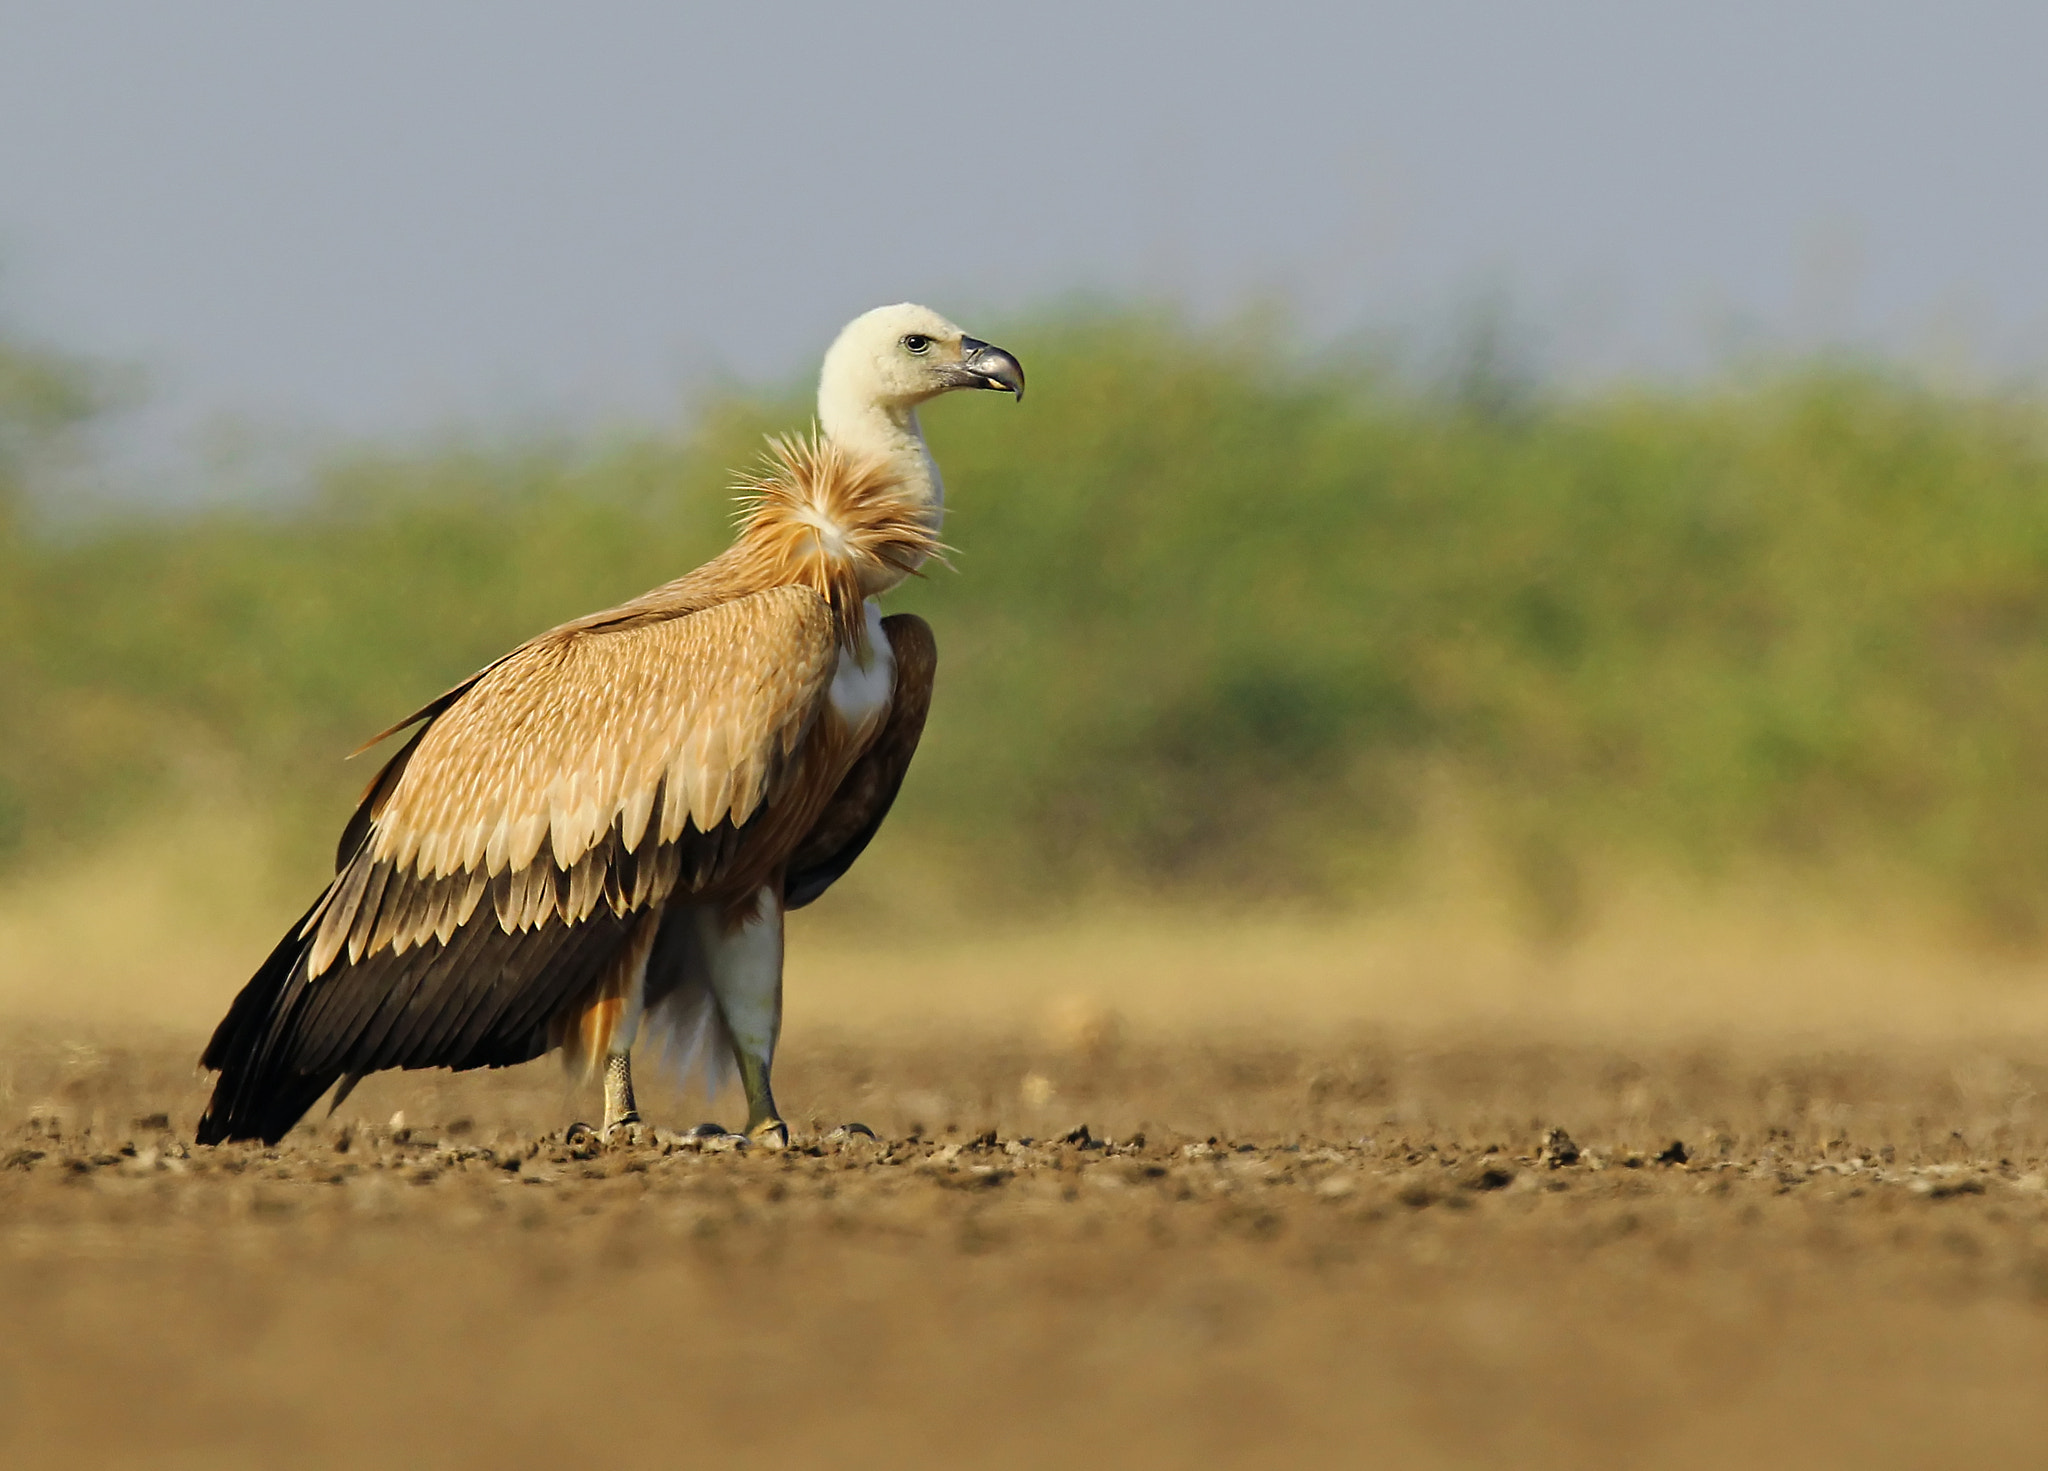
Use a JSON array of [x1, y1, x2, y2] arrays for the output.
[[827, 599, 896, 730]]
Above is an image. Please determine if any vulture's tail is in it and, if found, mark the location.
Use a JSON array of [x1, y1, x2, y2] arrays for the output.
[[195, 897, 335, 1146]]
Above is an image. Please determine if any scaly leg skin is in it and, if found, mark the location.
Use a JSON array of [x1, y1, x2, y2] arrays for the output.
[[701, 885, 789, 1149], [601, 1051, 643, 1142]]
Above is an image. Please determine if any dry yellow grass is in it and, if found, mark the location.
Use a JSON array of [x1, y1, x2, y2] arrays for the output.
[[11, 815, 2048, 1052]]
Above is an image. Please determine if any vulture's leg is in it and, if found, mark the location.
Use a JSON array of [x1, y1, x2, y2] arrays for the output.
[[601, 1052, 641, 1138], [551, 909, 657, 1143], [598, 918, 656, 1142], [703, 885, 788, 1148]]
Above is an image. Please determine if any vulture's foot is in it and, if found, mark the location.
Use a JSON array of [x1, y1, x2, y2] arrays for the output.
[[601, 1119, 648, 1146], [733, 1051, 786, 1150]]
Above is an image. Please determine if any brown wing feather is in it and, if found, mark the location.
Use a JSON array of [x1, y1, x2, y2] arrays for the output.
[[199, 585, 850, 1144], [375, 585, 838, 879], [785, 613, 936, 909], [305, 584, 840, 976]]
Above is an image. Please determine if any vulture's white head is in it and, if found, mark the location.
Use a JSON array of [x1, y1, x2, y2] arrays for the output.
[[817, 303, 1023, 450], [814, 303, 1023, 519]]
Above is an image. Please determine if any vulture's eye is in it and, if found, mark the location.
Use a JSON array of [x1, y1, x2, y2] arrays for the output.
[[901, 334, 932, 354]]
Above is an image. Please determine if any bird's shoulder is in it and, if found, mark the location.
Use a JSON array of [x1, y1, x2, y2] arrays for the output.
[[355, 542, 833, 750], [475, 580, 838, 699]]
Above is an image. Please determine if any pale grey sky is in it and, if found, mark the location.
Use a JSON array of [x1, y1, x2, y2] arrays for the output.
[[3, 3, 2046, 490]]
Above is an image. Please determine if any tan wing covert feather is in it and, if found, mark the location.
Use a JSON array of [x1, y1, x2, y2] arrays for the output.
[[372, 585, 838, 881], [300, 587, 839, 977]]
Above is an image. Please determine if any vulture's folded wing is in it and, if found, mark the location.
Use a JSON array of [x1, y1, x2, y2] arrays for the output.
[[197, 585, 840, 1144], [326, 583, 840, 956], [785, 613, 936, 909]]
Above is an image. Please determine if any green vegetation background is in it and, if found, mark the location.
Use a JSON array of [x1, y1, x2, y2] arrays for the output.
[[6, 310, 2048, 937]]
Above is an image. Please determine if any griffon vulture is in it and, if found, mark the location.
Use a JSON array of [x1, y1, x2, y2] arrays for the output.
[[196, 304, 1023, 1146]]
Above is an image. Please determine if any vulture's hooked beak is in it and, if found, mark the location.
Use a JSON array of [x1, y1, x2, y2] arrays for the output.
[[954, 337, 1026, 400]]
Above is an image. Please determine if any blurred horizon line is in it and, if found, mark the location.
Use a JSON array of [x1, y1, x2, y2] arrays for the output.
[[16, 285, 2048, 518]]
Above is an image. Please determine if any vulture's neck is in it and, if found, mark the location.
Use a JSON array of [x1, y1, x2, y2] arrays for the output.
[[818, 391, 944, 521], [721, 429, 942, 656]]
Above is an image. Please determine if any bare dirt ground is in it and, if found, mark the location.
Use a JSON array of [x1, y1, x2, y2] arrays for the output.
[[3, 1022, 2047, 1470]]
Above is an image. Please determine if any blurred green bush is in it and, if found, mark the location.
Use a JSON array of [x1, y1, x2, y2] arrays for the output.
[[7, 310, 2048, 935]]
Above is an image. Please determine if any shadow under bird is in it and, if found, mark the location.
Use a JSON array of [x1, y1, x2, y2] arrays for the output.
[[196, 305, 1024, 1147]]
